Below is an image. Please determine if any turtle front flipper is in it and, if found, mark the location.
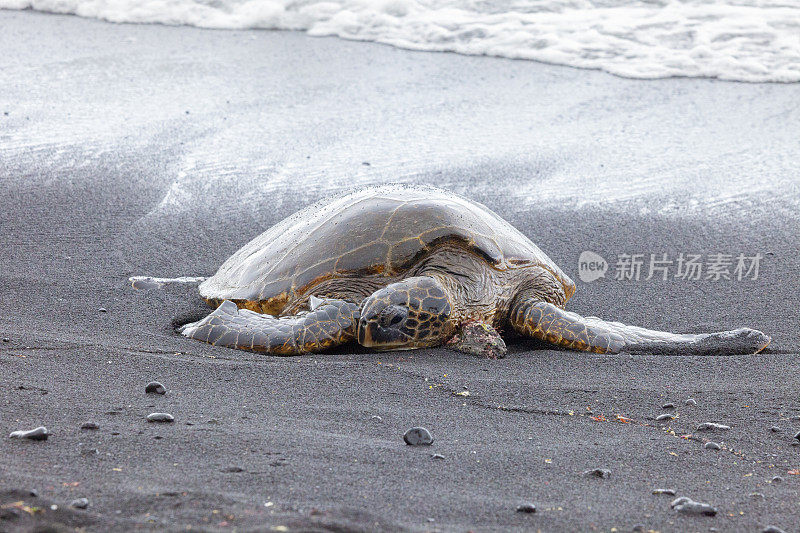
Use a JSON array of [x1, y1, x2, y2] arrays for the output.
[[509, 300, 770, 355], [179, 299, 360, 355]]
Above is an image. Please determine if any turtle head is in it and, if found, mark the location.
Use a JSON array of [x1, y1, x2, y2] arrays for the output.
[[358, 276, 453, 350]]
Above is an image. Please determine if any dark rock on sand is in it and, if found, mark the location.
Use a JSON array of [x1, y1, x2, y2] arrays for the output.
[[793, 430, 800, 441], [145, 381, 166, 395], [403, 427, 433, 446], [696, 423, 730, 432], [222, 466, 244, 473], [655, 414, 674, 421], [705, 442, 721, 450], [29, 489, 38, 497], [98, 307, 107, 313], [9, 426, 49, 441], [762, 526, 787, 533], [770, 426, 781, 432], [146, 413, 174, 423], [430, 454, 445, 460], [81, 422, 99, 430], [632, 525, 645, 532], [670, 496, 717, 516], [662, 403, 675, 409], [446, 321, 507, 359], [2, 337, 9, 342], [749, 492, 765, 500], [652, 488, 676, 495], [685, 398, 697, 406], [584, 468, 611, 478], [69, 498, 89, 509], [515, 503, 536, 513], [771, 475, 783, 483]]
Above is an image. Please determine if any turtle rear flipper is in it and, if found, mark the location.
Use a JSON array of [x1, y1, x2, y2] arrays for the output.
[[179, 299, 359, 355], [510, 300, 770, 355]]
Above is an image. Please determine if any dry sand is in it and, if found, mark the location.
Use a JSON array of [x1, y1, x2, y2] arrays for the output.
[[1, 10, 799, 532]]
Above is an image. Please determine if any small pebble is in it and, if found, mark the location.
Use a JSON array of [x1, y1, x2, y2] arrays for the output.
[[762, 527, 787, 533], [770, 426, 781, 432], [583, 468, 611, 478], [29, 489, 38, 497], [430, 454, 445, 460], [696, 422, 730, 432], [403, 427, 433, 446], [81, 422, 99, 430], [515, 503, 536, 513], [9, 426, 49, 441], [69, 498, 89, 509], [371, 415, 382, 421], [670, 497, 717, 516], [705, 442, 721, 450], [794, 430, 800, 441], [222, 466, 244, 473], [652, 488, 676, 495], [749, 492, 765, 499], [145, 381, 166, 395], [662, 403, 675, 409], [2, 337, 9, 342], [147, 413, 174, 423], [655, 414, 674, 421], [80, 447, 99, 456], [685, 398, 697, 406], [632, 525, 645, 532], [771, 475, 783, 483], [98, 307, 107, 313]]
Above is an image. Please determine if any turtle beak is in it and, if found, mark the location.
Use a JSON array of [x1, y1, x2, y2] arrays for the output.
[[357, 317, 373, 347]]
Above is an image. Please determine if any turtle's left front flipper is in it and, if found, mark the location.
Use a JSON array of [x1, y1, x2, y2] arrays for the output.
[[179, 298, 359, 355], [510, 300, 770, 355]]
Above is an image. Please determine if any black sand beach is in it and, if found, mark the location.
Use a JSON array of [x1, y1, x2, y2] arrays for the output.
[[1, 10, 800, 532]]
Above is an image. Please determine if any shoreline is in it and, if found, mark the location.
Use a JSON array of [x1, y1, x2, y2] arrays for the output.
[[2, 4, 799, 83]]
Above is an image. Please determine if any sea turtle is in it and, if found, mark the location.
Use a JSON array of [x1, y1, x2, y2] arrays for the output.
[[179, 185, 770, 357]]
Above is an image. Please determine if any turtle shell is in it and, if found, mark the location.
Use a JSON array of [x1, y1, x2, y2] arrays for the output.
[[199, 184, 572, 310]]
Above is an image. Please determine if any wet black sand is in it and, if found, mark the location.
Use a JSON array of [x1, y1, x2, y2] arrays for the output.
[[1, 10, 800, 532]]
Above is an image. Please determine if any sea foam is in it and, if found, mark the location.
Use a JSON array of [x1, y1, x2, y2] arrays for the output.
[[2, 0, 798, 82]]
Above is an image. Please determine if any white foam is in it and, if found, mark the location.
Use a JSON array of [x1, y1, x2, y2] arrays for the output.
[[2, 0, 798, 82]]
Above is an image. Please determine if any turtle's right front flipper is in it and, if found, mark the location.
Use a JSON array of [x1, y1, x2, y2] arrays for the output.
[[179, 299, 359, 355], [510, 300, 770, 355]]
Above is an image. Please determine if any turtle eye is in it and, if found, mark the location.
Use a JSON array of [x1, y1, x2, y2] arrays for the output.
[[379, 306, 407, 328]]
